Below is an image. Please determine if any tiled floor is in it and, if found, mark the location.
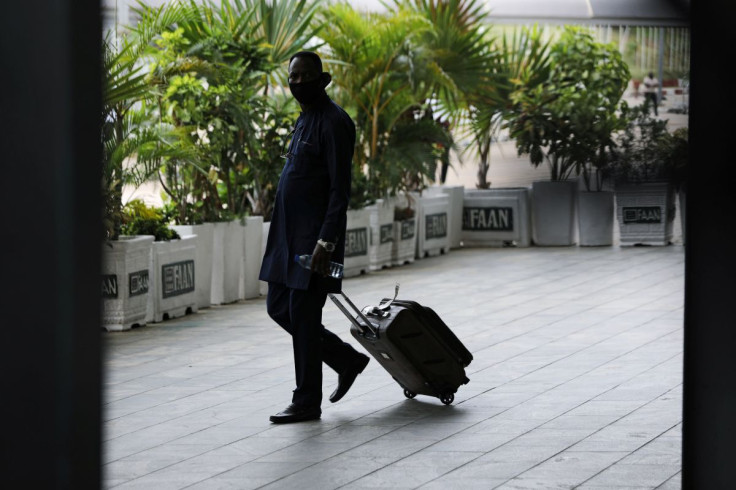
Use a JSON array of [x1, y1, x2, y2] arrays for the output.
[[103, 244, 684, 489]]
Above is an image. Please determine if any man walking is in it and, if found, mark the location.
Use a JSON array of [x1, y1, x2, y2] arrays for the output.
[[259, 51, 369, 424], [643, 71, 659, 116]]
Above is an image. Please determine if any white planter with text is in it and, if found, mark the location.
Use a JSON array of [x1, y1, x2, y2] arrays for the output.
[[172, 223, 213, 309], [426, 185, 464, 249], [241, 216, 264, 299], [412, 192, 450, 258], [461, 188, 531, 247], [368, 198, 395, 271], [101, 235, 154, 332], [344, 207, 370, 277], [151, 235, 198, 323]]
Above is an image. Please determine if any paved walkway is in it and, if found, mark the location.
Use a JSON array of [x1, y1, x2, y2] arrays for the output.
[[104, 91, 687, 489], [103, 243, 684, 489]]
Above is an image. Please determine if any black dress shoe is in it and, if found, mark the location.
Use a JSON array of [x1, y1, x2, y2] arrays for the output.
[[269, 403, 321, 424], [329, 353, 370, 403]]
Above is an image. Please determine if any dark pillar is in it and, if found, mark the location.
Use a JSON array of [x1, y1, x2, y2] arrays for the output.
[[683, 0, 736, 488], [0, 1, 102, 488]]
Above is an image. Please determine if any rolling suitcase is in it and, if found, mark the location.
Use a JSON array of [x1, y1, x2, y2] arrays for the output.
[[329, 285, 472, 405]]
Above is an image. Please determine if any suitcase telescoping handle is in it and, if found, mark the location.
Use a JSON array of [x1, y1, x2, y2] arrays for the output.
[[376, 283, 400, 311], [328, 292, 379, 337]]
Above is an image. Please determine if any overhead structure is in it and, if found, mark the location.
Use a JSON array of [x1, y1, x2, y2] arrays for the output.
[[482, 0, 689, 27]]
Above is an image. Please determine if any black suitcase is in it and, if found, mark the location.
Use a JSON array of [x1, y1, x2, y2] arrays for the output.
[[329, 286, 472, 405]]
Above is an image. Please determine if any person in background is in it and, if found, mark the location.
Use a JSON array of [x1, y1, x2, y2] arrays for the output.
[[643, 71, 660, 116], [259, 51, 369, 424]]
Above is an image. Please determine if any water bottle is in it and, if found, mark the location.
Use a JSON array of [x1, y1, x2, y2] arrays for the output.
[[294, 254, 344, 279]]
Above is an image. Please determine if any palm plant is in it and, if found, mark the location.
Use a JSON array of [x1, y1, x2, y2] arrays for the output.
[[132, 0, 321, 222], [231, 0, 324, 93], [391, 0, 498, 188], [102, 35, 187, 240], [468, 25, 552, 188], [101, 1, 203, 239], [319, 3, 453, 206]]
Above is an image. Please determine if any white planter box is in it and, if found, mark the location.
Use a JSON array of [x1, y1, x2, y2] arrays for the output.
[[531, 180, 577, 246], [101, 235, 154, 332], [391, 193, 417, 266], [210, 221, 226, 304], [344, 207, 370, 277], [426, 185, 464, 249], [461, 188, 531, 247], [209, 220, 243, 304], [223, 220, 244, 303], [368, 198, 395, 271], [411, 192, 450, 258], [241, 216, 263, 299], [151, 235, 198, 322], [578, 191, 614, 247], [172, 223, 213, 309], [260, 221, 270, 296], [392, 217, 417, 266], [615, 182, 676, 246]]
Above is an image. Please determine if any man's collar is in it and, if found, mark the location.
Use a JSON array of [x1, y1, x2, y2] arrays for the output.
[[302, 91, 331, 112]]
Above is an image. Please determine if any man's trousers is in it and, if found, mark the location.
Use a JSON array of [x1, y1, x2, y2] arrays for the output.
[[266, 282, 362, 407]]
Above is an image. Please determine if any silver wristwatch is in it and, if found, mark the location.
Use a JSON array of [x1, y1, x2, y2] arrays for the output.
[[317, 239, 335, 252]]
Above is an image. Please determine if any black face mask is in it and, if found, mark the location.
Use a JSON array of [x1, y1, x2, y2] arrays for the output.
[[289, 77, 325, 105]]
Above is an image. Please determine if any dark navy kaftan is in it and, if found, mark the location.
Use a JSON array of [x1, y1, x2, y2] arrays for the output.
[[258, 94, 356, 293]]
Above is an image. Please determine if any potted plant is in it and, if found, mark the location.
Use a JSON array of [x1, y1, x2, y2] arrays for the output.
[[454, 26, 551, 248], [100, 25, 193, 331], [569, 36, 631, 247], [320, 3, 461, 265], [119, 199, 199, 324], [608, 105, 682, 246], [506, 27, 631, 247]]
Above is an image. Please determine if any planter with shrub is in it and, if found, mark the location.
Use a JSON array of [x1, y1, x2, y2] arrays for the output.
[[609, 106, 685, 246]]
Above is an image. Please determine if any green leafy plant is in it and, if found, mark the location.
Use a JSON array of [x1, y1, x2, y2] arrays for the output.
[[120, 199, 181, 241], [102, 2, 200, 240], [506, 26, 630, 187], [608, 104, 687, 187], [132, 0, 320, 223]]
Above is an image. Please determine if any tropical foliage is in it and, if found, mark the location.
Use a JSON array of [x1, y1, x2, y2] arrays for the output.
[[608, 104, 688, 187], [120, 199, 181, 241], [129, 0, 320, 223], [506, 26, 630, 186], [318, 2, 452, 207], [102, 32, 190, 240], [466, 25, 552, 188], [103, 0, 653, 234]]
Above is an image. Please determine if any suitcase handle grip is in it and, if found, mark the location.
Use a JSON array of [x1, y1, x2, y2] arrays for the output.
[[376, 283, 400, 311], [328, 292, 378, 336]]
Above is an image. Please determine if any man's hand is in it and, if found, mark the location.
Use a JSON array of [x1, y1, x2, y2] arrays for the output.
[[311, 242, 332, 277]]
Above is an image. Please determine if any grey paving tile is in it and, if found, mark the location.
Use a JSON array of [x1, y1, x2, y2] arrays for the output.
[[495, 450, 629, 489], [414, 454, 539, 486], [102, 246, 684, 490], [618, 436, 682, 466], [258, 456, 398, 489], [418, 477, 509, 489], [340, 451, 484, 489], [103, 443, 220, 483], [656, 472, 681, 489], [579, 462, 680, 487]]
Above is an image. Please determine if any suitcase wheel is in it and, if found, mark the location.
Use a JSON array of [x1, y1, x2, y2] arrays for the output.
[[440, 393, 454, 405], [403, 389, 417, 399]]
